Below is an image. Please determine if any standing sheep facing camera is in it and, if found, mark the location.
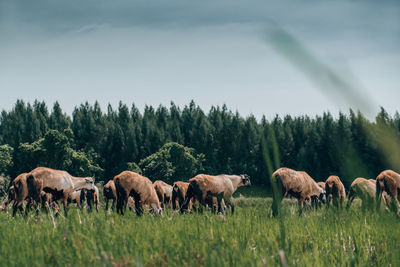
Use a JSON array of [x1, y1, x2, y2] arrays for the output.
[[172, 181, 191, 211], [103, 180, 117, 211], [325, 175, 346, 208], [376, 170, 400, 211]]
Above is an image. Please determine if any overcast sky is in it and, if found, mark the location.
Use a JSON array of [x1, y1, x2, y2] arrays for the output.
[[1, 0, 399, 119]]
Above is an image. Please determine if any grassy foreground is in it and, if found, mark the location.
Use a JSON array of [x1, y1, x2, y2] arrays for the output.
[[0, 196, 399, 266]]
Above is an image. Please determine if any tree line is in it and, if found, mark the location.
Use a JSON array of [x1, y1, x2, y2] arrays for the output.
[[0, 99, 399, 188]]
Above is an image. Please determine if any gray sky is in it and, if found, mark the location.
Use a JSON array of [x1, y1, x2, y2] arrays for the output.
[[1, 0, 399, 119]]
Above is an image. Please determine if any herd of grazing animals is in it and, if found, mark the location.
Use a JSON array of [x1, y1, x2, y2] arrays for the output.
[[1, 165, 400, 217]]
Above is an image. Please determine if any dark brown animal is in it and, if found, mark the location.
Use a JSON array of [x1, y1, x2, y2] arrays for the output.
[[271, 168, 324, 216], [181, 174, 251, 214], [12, 173, 40, 216], [82, 185, 100, 212], [376, 170, 400, 210], [172, 181, 190, 210], [114, 171, 162, 216], [325, 175, 346, 208], [40, 191, 61, 213], [153, 180, 173, 208], [103, 180, 117, 211]]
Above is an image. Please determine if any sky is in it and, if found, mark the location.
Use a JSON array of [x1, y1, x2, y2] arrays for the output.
[[0, 0, 399, 119]]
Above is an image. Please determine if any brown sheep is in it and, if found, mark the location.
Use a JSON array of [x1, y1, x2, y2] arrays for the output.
[[376, 170, 400, 211], [114, 171, 162, 216], [82, 185, 100, 212], [347, 177, 387, 209], [40, 191, 61, 213], [153, 180, 173, 208], [172, 181, 190, 210], [325, 175, 346, 208], [22, 167, 95, 216], [67, 190, 83, 208], [103, 180, 117, 211], [271, 168, 324, 216], [12, 173, 39, 216], [181, 174, 251, 214], [315, 181, 327, 206]]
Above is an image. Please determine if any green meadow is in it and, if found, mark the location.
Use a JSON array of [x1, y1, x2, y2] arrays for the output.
[[1, 189, 399, 267]]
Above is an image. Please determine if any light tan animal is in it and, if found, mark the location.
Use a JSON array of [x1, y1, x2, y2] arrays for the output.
[[347, 178, 386, 209], [181, 174, 251, 214], [114, 171, 162, 216], [25, 167, 95, 216], [325, 175, 346, 208], [153, 180, 173, 208], [376, 170, 400, 210], [271, 168, 324, 216], [103, 180, 117, 211]]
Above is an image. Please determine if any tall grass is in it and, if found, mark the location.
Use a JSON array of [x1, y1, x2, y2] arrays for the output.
[[1, 199, 399, 266]]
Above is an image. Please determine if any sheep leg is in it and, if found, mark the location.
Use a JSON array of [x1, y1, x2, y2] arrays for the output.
[[134, 196, 143, 216], [41, 197, 49, 214], [172, 193, 177, 210], [111, 198, 116, 211], [24, 199, 32, 216], [62, 192, 69, 217], [180, 185, 194, 213], [298, 198, 304, 215], [105, 198, 109, 211], [12, 200, 24, 217], [76, 198, 82, 209], [346, 193, 355, 210]]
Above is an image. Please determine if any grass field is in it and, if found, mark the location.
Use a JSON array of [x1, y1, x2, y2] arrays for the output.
[[1, 191, 399, 266]]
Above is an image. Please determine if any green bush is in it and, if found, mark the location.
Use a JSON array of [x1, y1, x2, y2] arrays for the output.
[[139, 142, 205, 183]]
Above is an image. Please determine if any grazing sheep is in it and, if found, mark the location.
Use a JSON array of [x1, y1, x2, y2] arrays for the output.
[[347, 178, 386, 209], [21, 167, 95, 216], [114, 171, 162, 216], [271, 168, 324, 216], [103, 180, 117, 211], [172, 181, 191, 211], [181, 174, 251, 214], [153, 180, 173, 208], [325, 175, 346, 208], [376, 170, 400, 211]]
